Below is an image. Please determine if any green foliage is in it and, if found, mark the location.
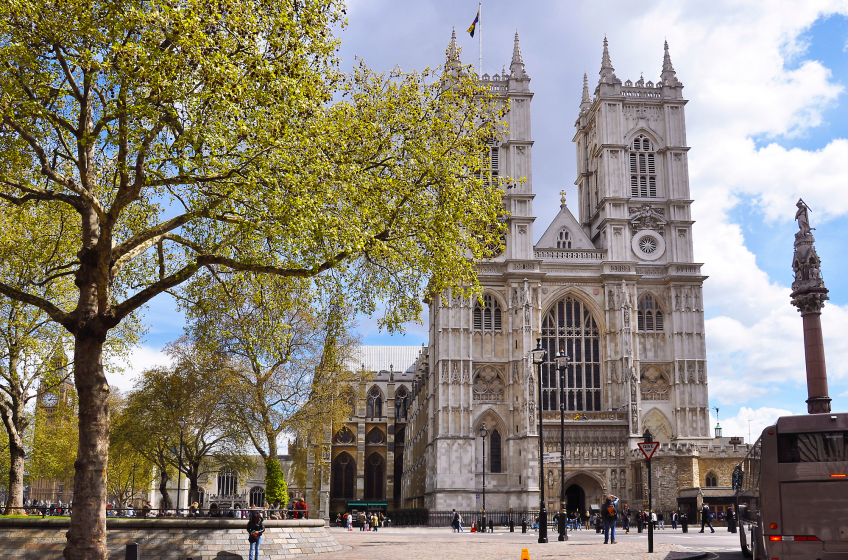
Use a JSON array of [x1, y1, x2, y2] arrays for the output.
[[264, 458, 289, 507]]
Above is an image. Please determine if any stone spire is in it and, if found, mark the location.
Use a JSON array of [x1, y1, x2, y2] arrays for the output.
[[790, 198, 831, 413], [580, 71, 592, 112], [512, 30, 524, 65], [446, 27, 461, 75], [599, 36, 618, 84], [510, 30, 528, 80], [661, 40, 679, 86]]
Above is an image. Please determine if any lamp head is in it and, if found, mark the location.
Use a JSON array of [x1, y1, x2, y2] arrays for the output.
[[479, 422, 488, 438], [179, 417, 187, 428], [554, 347, 570, 369], [530, 338, 547, 364]]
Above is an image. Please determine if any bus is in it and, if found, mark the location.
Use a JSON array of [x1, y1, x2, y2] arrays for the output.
[[736, 412, 848, 559]]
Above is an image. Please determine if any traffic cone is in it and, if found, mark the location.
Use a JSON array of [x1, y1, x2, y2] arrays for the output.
[[521, 548, 530, 560], [471, 522, 476, 533]]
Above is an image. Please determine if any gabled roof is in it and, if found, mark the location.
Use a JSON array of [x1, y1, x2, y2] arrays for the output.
[[535, 201, 595, 250]]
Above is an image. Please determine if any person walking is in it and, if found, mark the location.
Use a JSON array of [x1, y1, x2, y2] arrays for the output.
[[359, 511, 366, 531], [727, 505, 737, 533], [699, 503, 715, 533], [622, 504, 631, 534], [345, 512, 352, 531], [658, 511, 664, 530], [601, 494, 619, 544], [246, 511, 265, 560], [671, 510, 678, 530], [651, 510, 657, 530]]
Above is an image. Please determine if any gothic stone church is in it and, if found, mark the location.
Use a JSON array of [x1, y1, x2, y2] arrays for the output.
[[321, 34, 748, 520]]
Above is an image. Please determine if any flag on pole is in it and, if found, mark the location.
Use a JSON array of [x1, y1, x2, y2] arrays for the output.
[[467, 9, 479, 37]]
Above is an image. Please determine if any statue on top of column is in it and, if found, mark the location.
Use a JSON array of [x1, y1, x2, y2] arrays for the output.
[[795, 199, 814, 238], [791, 199, 826, 299]]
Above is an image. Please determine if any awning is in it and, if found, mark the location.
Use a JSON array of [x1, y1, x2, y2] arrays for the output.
[[347, 502, 388, 507]]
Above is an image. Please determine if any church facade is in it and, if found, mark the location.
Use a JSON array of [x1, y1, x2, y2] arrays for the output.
[[319, 34, 748, 520]]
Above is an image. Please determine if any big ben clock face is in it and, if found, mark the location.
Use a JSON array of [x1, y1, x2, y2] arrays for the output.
[[41, 392, 59, 407]]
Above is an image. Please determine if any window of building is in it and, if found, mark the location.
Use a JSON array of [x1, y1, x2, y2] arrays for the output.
[[366, 427, 385, 445], [705, 472, 718, 487], [217, 470, 238, 497], [475, 140, 500, 187], [331, 453, 355, 499], [366, 387, 382, 418], [556, 229, 572, 249], [490, 429, 502, 473], [364, 453, 384, 500], [334, 427, 354, 445], [629, 135, 657, 198], [249, 486, 265, 507], [540, 296, 602, 412], [473, 294, 503, 332], [637, 294, 664, 332], [395, 386, 409, 420]]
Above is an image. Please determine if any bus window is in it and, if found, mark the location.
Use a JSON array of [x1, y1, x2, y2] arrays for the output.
[[778, 432, 848, 463]]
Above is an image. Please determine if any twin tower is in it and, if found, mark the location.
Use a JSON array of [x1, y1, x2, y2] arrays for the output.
[[399, 33, 717, 515]]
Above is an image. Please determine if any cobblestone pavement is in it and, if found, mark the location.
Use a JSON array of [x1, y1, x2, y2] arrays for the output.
[[319, 526, 740, 560]]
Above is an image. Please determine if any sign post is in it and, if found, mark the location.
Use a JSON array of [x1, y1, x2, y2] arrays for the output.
[[638, 440, 659, 553]]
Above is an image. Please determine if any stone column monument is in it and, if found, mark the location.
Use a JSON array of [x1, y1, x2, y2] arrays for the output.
[[789, 199, 831, 413]]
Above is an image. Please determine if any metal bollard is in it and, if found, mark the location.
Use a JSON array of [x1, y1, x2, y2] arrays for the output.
[[125, 542, 139, 560], [521, 519, 527, 533]]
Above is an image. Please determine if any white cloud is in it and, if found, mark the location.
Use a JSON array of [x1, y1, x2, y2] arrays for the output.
[[107, 346, 172, 394], [711, 406, 798, 444]]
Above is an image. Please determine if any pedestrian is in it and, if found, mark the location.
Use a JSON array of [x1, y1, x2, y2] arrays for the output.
[[622, 504, 631, 534], [672, 510, 678, 530], [699, 503, 715, 533], [727, 505, 737, 533], [651, 510, 657, 530], [371, 512, 379, 532], [658, 511, 664, 529], [601, 494, 619, 544], [142, 501, 152, 518], [246, 511, 265, 560], [359, 511, 366, 531]]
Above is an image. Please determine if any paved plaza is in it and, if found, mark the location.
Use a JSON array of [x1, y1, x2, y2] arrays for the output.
[[319, 526, 745, 560]]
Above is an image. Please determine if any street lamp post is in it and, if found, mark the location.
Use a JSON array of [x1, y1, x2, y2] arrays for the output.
[[554, 347, 570, 542], [479, 423, 488, 533], [531, 338, 548, 544], [643, 428, 654, 554], [177, 417, 186, 516]]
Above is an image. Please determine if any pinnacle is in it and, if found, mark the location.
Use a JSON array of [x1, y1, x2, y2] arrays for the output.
[[512, 30, 524, 65], [661, 39, 677, 85], [581, 71, 591, 104], [601, 36, 613, 70]]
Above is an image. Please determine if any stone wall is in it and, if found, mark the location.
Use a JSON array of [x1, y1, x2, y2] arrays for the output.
[[0, 518, 343, 560]]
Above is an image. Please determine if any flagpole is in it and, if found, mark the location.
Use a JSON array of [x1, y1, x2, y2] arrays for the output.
[[478, 2, 482, 77]]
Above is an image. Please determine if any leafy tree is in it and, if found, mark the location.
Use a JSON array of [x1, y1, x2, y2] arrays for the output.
[[0, 0, 505, 556], [106, 391, 154, 507], [118, 341, 251, 509], [264, 457, 288, 507]]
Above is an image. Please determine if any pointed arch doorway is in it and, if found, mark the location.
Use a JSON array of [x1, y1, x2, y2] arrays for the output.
[[565, 484, 585, 515]]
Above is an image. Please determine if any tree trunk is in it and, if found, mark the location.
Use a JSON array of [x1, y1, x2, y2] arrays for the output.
[[158, 470, 172, 509], [63, 334, 110, 560], [188, 464, 200, 507], [6, 441, 25, 509]]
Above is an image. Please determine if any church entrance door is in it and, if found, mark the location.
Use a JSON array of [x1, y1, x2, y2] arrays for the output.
[[565, 484, 585, 515]]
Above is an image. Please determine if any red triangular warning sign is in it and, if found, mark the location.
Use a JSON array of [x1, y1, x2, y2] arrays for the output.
[[638, 441, 659, 460]]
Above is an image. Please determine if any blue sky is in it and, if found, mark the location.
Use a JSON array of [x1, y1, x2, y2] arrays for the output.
[[119, 0, 848, 443]]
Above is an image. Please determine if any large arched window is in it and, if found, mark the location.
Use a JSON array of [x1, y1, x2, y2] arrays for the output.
[[556, 229, 572, 249], [490, 429, 502, 473], [630, 134, 657, 198], [364, 453, 384, 500], [541, 296, 602, 412], [217, 470, 238, 497], [366, 387, 382, 418], [705, 471, 718, 487], [249, 486, 266, 507], [331, 452, 355, 499], [637, 294, 664, 332], [395, 386, 409, 420], [473, 294, 503, 332]]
